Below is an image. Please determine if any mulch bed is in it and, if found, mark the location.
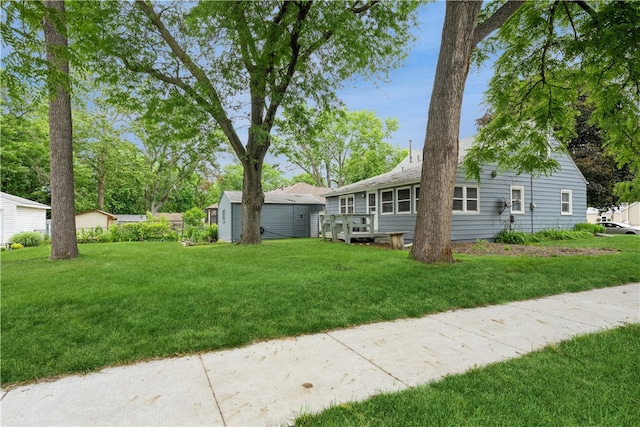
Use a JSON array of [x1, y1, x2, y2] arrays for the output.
[[451, 242, 617, 257], [356, 241, 617, 257]]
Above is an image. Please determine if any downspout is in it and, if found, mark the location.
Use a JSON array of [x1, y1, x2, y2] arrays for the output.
[[530, 174, 534, 233]]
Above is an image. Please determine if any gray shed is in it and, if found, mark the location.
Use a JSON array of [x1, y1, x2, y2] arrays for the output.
[[218, 191, 325, 242], [323, 136, 588, 242]]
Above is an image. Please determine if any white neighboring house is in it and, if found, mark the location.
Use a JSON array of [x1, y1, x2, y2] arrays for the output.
[[0, 192, 50, 245], [587, 202, 640, 226]]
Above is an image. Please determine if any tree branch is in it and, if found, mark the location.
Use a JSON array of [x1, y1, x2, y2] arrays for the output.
[[571, 0, 597, 18], [563, 1, 580, 41], [472, 0, 526, 47], [263, 1, 312, 130], [299, 1, 377, 69], [235, 4, 258, 73], [134, 0, 245, 158], [540, 1, 561, 84], [351, 0, 379, 14]]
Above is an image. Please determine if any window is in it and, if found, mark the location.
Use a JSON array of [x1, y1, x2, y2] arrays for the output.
[[561, 190, 572, 215], [466, 187, 478, 212], [381, 190, 394, 214], [511, 186, 524, 214], [414, 186, 420, 213], [339, 195, 354, 214], [396, 187, 411, 213], [222, 209, 226, 223], [453, 186, 479, 213]]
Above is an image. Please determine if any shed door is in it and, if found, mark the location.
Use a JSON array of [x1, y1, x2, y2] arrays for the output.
[[294, 206, 310, 238]]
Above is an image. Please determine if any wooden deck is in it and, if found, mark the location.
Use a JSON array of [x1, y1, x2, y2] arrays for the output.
[[319, 213, 374, 243], [319, 214, 408, 249]]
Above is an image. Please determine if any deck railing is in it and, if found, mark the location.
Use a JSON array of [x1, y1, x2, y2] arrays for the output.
[[319, 213, 375, 242]]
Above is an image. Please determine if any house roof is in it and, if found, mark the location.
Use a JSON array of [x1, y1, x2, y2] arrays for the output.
[[224, 191, 324, 205], [268, 182, 332, 202], [76, 210, 117, 220], [0, 192, 50, 210], [323, 136, 477, 197], [116, 214, 147, 223], [205, 203, 219, 210], [158, 213, 183, 222]]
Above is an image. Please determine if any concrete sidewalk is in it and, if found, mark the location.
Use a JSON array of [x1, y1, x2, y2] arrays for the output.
[[2, 283, 638, 427]]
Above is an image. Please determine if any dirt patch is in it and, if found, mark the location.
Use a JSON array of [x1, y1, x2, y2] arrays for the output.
[[452, 242, 617, 257], [356, 241, 617, 257]]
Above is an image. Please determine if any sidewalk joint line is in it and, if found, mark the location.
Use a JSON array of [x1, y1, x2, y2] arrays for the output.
[[324, 332, 411, 389], [199, 355, 227, 427]]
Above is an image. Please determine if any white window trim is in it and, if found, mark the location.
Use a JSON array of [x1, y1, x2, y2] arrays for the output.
[[339, 194, 355, 214], [396, 187, 412, 214], [414, 185, 420, 213], [380, 189, 394, 215], [452, 185, 480, 214], [510, 186, 525, 215], [561, 190, 573, 215]]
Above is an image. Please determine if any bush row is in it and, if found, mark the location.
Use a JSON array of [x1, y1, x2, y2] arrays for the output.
[[573, 223, 606, 234], [76, 215, 217, 244], [77, 219, 178, 243], [494, 224, 600, 244]]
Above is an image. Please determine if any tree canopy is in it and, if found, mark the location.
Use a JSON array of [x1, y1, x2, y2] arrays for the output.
[[567, 101, 636, 211], [464, 1, 639, 188], [274, 107, 405, 188]]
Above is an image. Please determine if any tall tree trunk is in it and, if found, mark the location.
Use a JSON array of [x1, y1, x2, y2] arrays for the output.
[[97, 150, 106, 209], [97, 173, 105, 210], [410, 1, 482, 264], [44, 0, 78, 259], [240, 157, 264, 243]]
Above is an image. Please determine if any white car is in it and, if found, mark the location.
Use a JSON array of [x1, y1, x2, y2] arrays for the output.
[[600, 221, 640, 235]]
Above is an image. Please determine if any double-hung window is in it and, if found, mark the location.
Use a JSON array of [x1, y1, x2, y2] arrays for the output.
[[561, 190, 572, 215], [453, 186, 479, 213], [339, 195, 354, 214], [396, 187, 411, 214], [511, 186, 525, 214], [381, 190, 394, 214], [414, 186, 420, 213]]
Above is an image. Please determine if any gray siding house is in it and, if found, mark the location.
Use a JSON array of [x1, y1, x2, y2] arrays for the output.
[[323, 136, 588, 242], [218, 191, 325, 242]]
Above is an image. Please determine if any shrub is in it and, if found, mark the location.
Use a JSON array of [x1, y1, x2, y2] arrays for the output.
[[11, 243, 24, 250], [137, 220, 178, 241], [495, 230, 530, 244], [495, 228, 595, 244], [205, 224, 218, 242], [77, 226, 114, 244], [536, 229, 591, 241], [574, 223, 606, 234], [9, 231, 44, 247], [182, 207, 208, 243], [183, 207, 205, 228]]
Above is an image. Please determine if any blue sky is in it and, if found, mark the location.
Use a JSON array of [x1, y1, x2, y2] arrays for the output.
[[337, 1, 494, 152]]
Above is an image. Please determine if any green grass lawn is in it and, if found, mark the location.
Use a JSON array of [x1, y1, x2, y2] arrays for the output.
[[296, 324, 640, 426], [1, 236, 639, 384]]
